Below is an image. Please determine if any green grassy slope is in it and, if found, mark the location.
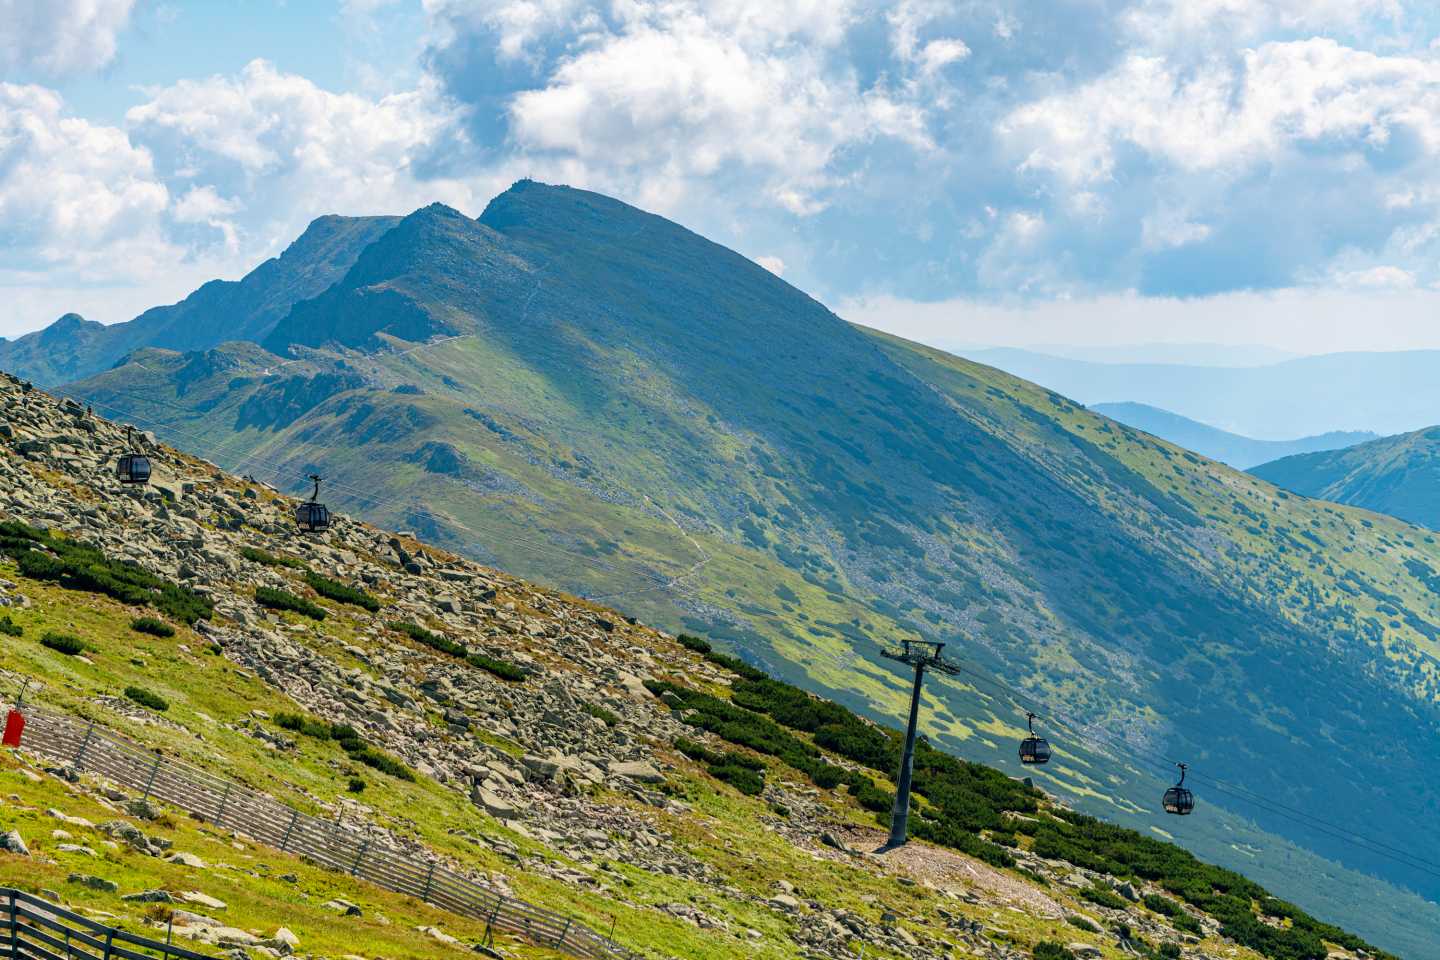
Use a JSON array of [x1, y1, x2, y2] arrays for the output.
[[59, 182, 1440, 954], [1251, 427, 1440, 529], [2, 379, 1396, 960]]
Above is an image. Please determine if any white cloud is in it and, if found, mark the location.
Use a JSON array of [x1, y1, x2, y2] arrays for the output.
[[126, 59, 480, 264], [917, 38, 971, 76], [754, 255, 785, 275], [1004, 37, 1440, 185], [0, 0, 135, 77], [841, 286, 1440, 356], [1123, 0, 1404, 50], [0, 82, 172, 279], [1332, 265, 1416, 289], [432, 0, 936, 218]]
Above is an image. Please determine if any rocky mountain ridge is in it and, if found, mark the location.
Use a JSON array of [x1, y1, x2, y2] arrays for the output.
[[0, 372, 1395, 960]]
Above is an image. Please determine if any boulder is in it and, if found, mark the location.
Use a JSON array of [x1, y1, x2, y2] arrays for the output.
[[607, 759, 664, 783], [0, 830, 29, 856]]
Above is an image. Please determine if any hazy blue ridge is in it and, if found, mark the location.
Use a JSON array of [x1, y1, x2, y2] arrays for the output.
[[1092, 401, 1376, 468]]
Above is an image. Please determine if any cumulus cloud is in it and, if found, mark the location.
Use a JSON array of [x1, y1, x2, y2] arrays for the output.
[[0, 0, 136, 77], [0, 82, 171, 279], [427, 0, 938, 218], [124, 59, 482, 268]]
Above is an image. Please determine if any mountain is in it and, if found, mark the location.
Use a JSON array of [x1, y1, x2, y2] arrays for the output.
[[50, 182, 1440, 955], [967, 347, 1440, 439], [0, 213, 399, 387], [1090, 402, 1376, 469], [1251, 427, 1440, 529], [1018, 342, 1300, 367], [0, 369, 1398, 960]]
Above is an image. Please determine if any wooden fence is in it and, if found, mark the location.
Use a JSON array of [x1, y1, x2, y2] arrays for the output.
[[1, 887, 219, 960], [5, 705, 633, 959]]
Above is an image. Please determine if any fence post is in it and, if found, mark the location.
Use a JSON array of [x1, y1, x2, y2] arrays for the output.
[[556, 917, 571, 947], [215, 783, 231, 828], [73, 720, 96, 769], [102, 928, 115, 960], [421, 860, 436, 904], [279, 810, 299, 852], [142, 754, 162, 801], [351, 839, 370, 876], [483, 898, 502, 944], [7, 889, 18, 958]]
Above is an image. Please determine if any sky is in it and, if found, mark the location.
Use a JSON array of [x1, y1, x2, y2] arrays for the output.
[[4, 0, 1440, 354]]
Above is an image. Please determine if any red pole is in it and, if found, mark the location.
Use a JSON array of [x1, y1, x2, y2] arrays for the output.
[[2, 709, 23, 748]]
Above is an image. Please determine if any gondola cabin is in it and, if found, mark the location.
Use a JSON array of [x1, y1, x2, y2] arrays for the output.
[[1163, 763, 1195, 815], [1018, 711, 1050, 765], [115, 453, 151, 485], [294, 474, 331, 534]]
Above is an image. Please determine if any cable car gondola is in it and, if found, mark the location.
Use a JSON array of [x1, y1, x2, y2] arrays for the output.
[[1163, 762, 1195, 815], [294, 474, 331, 534], [115, 428, 151, 485], [1018, 711, 1051, 765]]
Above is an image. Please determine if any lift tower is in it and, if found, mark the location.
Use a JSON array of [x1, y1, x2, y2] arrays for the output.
[[880, 639, 960, 850]]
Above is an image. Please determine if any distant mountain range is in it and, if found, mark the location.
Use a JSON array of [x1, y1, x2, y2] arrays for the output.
[[1251, 427, 1440, 530], [968, 347, 1440, 439], [1003, 342, 1301, 367], [7, 182, 1440, 954], [0, 214, 397, 385], [1091, 402, 1377, 469]]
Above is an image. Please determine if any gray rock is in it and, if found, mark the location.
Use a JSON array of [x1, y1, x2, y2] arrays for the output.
[[67, 874, 119, 892], [607, 759, 664, 783], [0, 830, 29, 856]]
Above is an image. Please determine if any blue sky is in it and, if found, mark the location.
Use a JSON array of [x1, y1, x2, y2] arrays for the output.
[[5, 0, 1440, 353]]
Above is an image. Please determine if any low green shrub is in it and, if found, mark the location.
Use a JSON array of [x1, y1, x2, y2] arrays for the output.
[[466, 652, 527, 683], [677, 633, 712, 654], [40, 631, 84, 655], [1, 520, 211, 623], [1158, 944, 1182, 959], [276, 713, 415, 781], [130, 616, 175, 638], [254, 586, 326, 620], [0, 614, 21, 637], [1033, 942, 1075, 960], [303, 571, 380, 612], [1081, 884, 1130, 910], [240, 546, 306, 570], [583, 702, 619, 727], [124, 685, 169, 712], [275, 712, 334, 740], [389, 620, 465, 657], [347, 777, 367, 793], [674, 737, 766, 795], [1067, 915, 1100, 933]]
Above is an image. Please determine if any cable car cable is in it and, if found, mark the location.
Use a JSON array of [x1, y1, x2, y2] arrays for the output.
[[55, 387, 701, 601]]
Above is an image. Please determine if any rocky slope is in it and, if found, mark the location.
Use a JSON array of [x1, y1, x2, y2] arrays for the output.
[[0, 373, 1399, 960], [49, 183, 1440, 951]]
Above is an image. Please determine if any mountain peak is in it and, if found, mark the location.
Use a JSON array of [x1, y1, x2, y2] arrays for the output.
[[479, 179, 659, 245]]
